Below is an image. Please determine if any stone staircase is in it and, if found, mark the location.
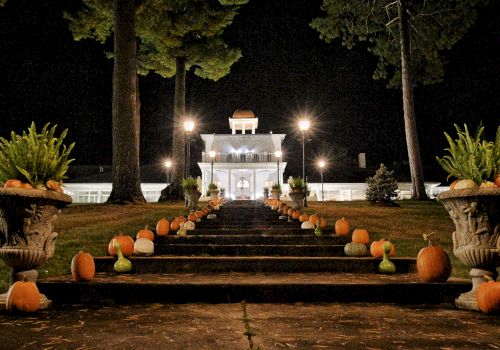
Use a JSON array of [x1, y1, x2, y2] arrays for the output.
[[38, 200, 470, 305]]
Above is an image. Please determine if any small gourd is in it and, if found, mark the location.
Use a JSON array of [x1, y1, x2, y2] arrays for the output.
[[113, 240, 132, 273], [134, 238, 154, 256], [378, 240, 396, 274], [344, 242, 368, 257], [314, 225, 323, 236], [177, 228, 187, 236], [207, 213, 217, 220]]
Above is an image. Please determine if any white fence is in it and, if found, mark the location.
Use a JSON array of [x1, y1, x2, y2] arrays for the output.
[[63, 182, 444, 204]]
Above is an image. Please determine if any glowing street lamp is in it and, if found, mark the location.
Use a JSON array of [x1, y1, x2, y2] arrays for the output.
[[318, 160, 326, 201], [209, 150, 216, 184], [299, 119, 310, 206], [164, 159, 172, 183], [183, 120, 195, 178]]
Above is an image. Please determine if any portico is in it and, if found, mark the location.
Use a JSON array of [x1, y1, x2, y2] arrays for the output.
[[198, 110, 286, 199]]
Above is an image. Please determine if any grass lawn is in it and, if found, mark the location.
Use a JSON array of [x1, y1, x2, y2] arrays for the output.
[[0, 199, 473, 293]]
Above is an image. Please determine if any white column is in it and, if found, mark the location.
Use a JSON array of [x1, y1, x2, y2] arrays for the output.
[[242, 123, 246, 134], [253, 169, 256, 199], [228, 169, 232, 198], [232, 125, 235, 134], [252, 126, 255, 134]]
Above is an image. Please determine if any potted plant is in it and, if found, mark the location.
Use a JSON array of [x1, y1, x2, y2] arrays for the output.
[[436, 124, 499, 311], [181, 176, 201, 211], [0, 122, 74, 309], [263, 187, 269, 199], [270, 183, 281, 200], [207, 182, 219, 200], [287, 176, 308, 209]]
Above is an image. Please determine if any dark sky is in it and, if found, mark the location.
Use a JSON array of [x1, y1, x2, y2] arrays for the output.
[[1, 0, 499, 182]]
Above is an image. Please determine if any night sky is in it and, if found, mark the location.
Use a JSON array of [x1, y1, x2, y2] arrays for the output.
[[1, 0, 499, 182]]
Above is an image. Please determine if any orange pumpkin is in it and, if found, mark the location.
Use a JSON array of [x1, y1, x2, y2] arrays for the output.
[[4, 179, 22, 188], [20, 182, 34, 189], [170, 220, 180, 231], [309, 214, 319, 226], [287, 208, 295, 217], [201, 207, 209, 215], [495, 174, 500, 188], [417, 244, 451, 283], [136, 226, 155, 241], [175, 216, 187, 223], [108, 235, 134, 257], [156, 218, 170, 236], [317, 217, 328, 229], [299, 214, 309, 223], [449, 179, 459, 190], [370, 239, 395, 258], [71, 250, 95, 282], [187, 213, 198, 222], [195, 211, 204, 219], [352, 229, 370, 244], [292, 211, 302, 220], [477, 276, 500, 314], [334, 217, 350, 236], [6, 280, 41, 312], [46, 179, 62, 192]]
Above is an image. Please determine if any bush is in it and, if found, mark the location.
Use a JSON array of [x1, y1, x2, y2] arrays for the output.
[[366, 164, 398, 204]]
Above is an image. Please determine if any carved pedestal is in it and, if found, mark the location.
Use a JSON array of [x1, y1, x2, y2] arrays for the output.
[[289, 191, 305, 210], [185, 190, 201, 212], [438, 188, 500, 310], [0, 188, 72, 310]]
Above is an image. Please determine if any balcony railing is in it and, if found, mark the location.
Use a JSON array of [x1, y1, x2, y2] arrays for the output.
[[201, 152, 276, 163]]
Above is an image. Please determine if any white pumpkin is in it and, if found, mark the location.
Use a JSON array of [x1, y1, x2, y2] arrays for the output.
[[279, 215, 288, 220], [183, 221, 196, 230], [207, 214, 217, 220], [134, 238, 154, 256], [455, 179, 478, 190], [301, 221, 315, 229]]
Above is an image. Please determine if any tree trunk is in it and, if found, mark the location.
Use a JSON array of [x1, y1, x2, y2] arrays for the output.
[[398, 0, 428, 200], [172, 56, 187, 182], [107, 0, 145, 204]]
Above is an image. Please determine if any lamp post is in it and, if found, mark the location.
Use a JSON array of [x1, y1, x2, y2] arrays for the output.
[[183, 120, 195, 178], [299, 119, 310, 206], [318, 160, 325, 201], [209, 150, 216, 184], [164, 160, 172, 184], [274, 150, 282, 190]]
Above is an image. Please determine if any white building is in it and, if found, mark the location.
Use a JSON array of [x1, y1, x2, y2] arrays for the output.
[[197, 110, 287, 200]]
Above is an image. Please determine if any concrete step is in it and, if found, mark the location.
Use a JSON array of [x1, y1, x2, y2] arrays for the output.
[[37, 272, 471, 305], [184, 228, 319, 235], [155, 234, 350, 245], [92, 256, 417, 274], [154, 244, 346, 256]]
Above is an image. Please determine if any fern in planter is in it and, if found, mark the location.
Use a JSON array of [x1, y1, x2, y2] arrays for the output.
[[436, 124, 499, 185], [0, 122, 75, 188], [181, 176, 199, 194]]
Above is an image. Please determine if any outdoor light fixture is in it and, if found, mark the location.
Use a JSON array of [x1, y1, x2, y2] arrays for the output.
[[209, 150, 216, 184], [318, 160, 326, 201], [164, 159, 172, 183], [298, 118, 310, 206], [274, 150, 282, 189], [183, 120, 195, 178]]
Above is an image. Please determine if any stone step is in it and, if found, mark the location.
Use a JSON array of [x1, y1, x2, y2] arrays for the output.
[[154, 244, 346, 256], [37, 272, 471, 305], [182, 228, 319, 235], [92, 256, 417, 274], [155, 234, 350, 245]]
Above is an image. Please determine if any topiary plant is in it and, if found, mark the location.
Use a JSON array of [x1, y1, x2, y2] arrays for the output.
[[436, 124, 499, 186], [287, 176, 308, 193], [181, 176, 200, 194], [0, 122, 75, 189]]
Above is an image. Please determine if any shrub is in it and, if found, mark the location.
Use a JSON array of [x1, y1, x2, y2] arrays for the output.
[[366, 163, 398, 204]]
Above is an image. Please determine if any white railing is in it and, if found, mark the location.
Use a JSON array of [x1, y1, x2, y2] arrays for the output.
[[201, 152, 275, 163], [63, 182, 445, 204]]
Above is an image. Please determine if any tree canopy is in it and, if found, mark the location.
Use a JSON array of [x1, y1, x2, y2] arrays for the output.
[[65, 0, 246, 81], [311, 0, 485, 88]]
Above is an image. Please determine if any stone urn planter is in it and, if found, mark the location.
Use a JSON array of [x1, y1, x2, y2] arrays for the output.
[[289, 191, 306, 210], [0, 187, 72, 310], [437, 187, 500, 310], [185, 190, 202, 212], [270, 190, 280, 200]]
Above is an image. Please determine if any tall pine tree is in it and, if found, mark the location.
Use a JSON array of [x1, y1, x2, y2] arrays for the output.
[[311, 0, 486, 199]]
